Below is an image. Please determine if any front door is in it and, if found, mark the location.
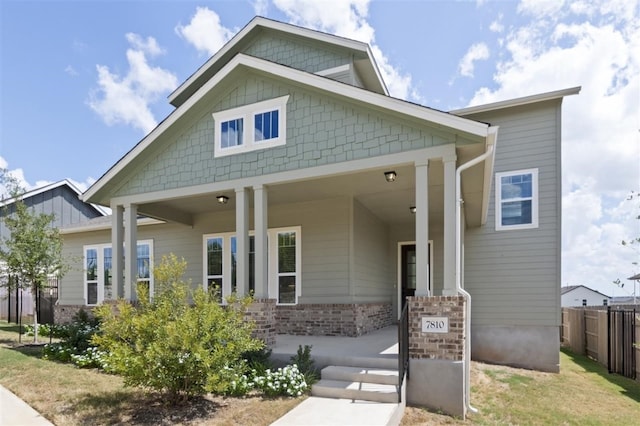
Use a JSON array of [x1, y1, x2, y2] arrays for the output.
[[401, 244, 416, 308], [400, 243, 431, 310]]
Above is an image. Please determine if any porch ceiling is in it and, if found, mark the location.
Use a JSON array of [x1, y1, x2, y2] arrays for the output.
[[136, 144, 487, 228]]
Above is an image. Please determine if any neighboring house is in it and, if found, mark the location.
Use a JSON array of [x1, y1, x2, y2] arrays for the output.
[[561, 285, 610, 307], [57, 16, 578, 386], [0, 180, 106, 322]]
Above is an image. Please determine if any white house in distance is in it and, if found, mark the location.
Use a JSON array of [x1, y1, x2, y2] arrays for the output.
[[561, 285, 610, 307], [55, 16, 580, 417]]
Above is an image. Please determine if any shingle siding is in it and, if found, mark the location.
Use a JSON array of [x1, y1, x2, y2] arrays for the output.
[[115, 75, 461, 198]]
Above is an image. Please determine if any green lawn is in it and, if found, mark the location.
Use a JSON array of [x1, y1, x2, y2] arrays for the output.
[[403, 348, 640, 425], [2, 321, 639, 425]]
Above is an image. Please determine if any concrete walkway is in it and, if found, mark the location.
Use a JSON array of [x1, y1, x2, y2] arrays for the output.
[[271, 396, 403, 426], [0, 385, 53, 426]]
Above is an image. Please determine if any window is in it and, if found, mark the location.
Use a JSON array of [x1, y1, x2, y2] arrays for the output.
[[254, 110, 278, 142], [276, 231, 297, 304], [203, 227, 300, 304], [205, 237, 223, 302], [84, 240, 153, 306], [495, 168, 538, 231], [221, 118, 243, 148], [212, 96, 289, 157]]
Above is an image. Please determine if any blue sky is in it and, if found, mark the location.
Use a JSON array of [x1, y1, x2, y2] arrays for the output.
[[1, 0, 639, 297]]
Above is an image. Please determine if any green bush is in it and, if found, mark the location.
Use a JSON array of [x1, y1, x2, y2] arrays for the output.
[[291, 344, 319, 385], [43, 309, 102, 367], [92, 254, 264, 401]]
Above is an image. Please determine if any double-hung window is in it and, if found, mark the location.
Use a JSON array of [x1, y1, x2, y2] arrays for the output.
[[495, 169, 538, 230], [83, 240, 153, 305], [203, 227, 300, 304], [212, 96, 289, 157]]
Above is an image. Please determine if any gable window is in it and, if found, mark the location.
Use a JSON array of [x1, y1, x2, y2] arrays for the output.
[[212, 95, 289, 157], [495, 168, 538, 231], [221, 118, 244, 148], [84, 240, 153, 306], [203, 226, 300, 305]]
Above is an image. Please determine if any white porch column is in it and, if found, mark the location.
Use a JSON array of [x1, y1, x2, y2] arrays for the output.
[[235, 187, 249, 296], [442, 155, 458, 296], [111, 204, 124, 299], [253, 185, 269, 299], [415, 160, 430, 296], [124, 204, 138, 301]]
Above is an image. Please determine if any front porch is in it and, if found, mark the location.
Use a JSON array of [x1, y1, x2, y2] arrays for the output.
[[271, 325, 398, 370]]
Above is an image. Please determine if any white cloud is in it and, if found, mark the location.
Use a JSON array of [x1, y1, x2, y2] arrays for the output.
[[458, 43, 490, 77], [65, 65, 78, 76], [253, 0, 270, 16], [175, 7, 234, 56], [467, 0, 640, 294], [489, 14, 504, 33], [271, 0, 416, 101], [87, 33, 178, 134]]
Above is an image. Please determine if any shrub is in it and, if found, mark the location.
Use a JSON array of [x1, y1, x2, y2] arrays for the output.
[[243, 347, 273, 376], [254, 364, 308, 397], [42, 309, 102, 367], [291, 344, 319, 385], [92, 254, 264, 401]]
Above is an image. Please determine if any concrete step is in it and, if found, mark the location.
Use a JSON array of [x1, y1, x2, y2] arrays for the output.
[[311, 379, 399, 403], [321, 365, 399, 385]]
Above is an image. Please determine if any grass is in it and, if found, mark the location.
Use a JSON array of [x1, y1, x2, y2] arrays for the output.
[[402, 348, 640, 425], [0, 320, 303, 425], [3, 320, 639, 425]]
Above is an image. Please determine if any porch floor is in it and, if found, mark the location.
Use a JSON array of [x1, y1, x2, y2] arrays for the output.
[[270, 325, 399, 370]]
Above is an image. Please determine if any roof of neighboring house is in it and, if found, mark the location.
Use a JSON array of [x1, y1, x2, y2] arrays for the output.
[[0, 179, 108, 216], [168, 16, 388, 107], [561, 285, 610, 298]]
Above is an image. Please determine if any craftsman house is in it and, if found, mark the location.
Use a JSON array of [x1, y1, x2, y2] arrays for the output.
[[56, 16, 578, 415]]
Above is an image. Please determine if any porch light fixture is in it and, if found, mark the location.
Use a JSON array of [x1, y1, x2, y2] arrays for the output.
[[384, 171, 397, 182], [216, 195, 229, 204], [410, 206, 416, 214]]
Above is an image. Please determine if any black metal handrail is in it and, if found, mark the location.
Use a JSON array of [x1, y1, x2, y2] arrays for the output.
[[398, 302, 409, 401]]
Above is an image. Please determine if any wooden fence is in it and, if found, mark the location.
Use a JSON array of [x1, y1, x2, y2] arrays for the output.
[[561, 306, 639, 381]]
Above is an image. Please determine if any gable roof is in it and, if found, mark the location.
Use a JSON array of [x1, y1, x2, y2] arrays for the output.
[[168, 16, 388, 108], [1, 179, 107, 215], [561, 285, 610, 299], [84, 53, 494, 205]]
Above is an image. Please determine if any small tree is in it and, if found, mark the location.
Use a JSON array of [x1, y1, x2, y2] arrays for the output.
[[92, 254, 263, 401], [0, 170, 67, 342]]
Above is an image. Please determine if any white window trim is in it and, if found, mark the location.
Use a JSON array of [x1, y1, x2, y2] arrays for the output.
[[203, 226, 301, 305], [495, 168, 539, 231], [83, 239, 154, 306], [268, 226, 302, 306], [212, 95, 289, 157]]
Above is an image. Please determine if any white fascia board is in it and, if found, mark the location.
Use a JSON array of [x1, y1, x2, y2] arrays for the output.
[[450, 86, 581, 116], [168, 16, 371, 106], [85, 54, 488, 203], [60, 217, 163, 235]]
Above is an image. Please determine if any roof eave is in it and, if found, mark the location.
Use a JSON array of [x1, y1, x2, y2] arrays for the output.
[[450, 86, 581, 116]]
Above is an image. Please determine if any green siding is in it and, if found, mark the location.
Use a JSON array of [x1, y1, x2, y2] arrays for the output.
[[115, 75, 457, 198], [244, 32, 354, 74], [462, 100, 562, 327]]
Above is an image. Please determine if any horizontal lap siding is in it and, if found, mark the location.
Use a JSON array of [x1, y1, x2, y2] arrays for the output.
[[353, 200, 392, 302], [462, 101, 561, 327], [270, 197, 351, 301]]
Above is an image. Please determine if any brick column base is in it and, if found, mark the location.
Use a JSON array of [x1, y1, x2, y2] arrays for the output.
[[406, 295, 467, 418], [244, 298, 277, 347]]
